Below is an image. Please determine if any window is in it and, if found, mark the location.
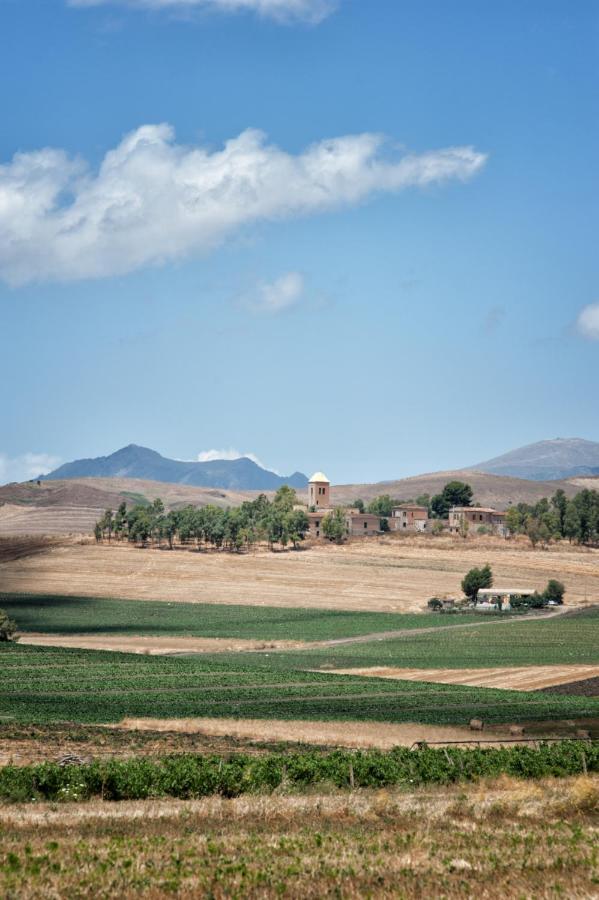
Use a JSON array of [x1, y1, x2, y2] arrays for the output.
[[403, 522, 407, 528], [364, 521, 368, 529]]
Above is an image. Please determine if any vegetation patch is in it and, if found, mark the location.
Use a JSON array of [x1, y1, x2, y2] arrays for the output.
[[1, 742, 598, 803], [2, 644, 599, 727]]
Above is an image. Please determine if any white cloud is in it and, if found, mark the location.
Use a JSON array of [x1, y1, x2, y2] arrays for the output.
[[0, 452, 62, 485], [242, 271, 304, 314], [0, 125, 487, 286], [68, 0, 336, 24], [576, 303, 599, 341], [197, 448, 277, 471]]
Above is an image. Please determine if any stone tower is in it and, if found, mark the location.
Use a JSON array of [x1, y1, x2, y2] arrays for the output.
[[309, 472, 330, 509]]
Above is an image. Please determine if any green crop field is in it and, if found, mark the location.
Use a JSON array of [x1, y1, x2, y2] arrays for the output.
[[2, 644, 599, 727], [274, 608, 599, 670], [0, 592, 494, 641]]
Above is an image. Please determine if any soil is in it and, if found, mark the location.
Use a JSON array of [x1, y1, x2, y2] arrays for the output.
[[539, 676, 599, 697], [329, 664, 599, 692], [18, 633, 308, 655]]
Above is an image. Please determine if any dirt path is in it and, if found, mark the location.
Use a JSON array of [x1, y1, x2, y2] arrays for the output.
[[329, 664, 599, 692], [319, 606, 571, 646]]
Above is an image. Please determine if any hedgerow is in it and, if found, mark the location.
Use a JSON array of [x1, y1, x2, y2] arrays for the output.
[[0, 742, 596, 803]]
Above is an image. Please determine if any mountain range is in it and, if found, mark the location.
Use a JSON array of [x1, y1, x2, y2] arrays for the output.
[[41, 445, 308, 491], [471, 438, 599, 481]]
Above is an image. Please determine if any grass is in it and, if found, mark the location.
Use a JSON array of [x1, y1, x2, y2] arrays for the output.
[[2, 644, 599, 727], [1, 778, 598, 898], [0, 592, 496, 641]]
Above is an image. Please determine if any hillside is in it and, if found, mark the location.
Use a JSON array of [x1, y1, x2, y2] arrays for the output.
[[0, 470, 590, 535], [41, 444, 308, 491], [0, 478, 259, 536], [471, 437, 599, 481], [330, 469, 582, 509]]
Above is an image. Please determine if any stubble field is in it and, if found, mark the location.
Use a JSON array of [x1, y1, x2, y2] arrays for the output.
[[1, 534, 598, 613]]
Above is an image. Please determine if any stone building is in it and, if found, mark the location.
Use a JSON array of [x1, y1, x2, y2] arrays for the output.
[[307, 472, 381, 539], [448, 506, 507, 536], [389, 504, 429, 533]]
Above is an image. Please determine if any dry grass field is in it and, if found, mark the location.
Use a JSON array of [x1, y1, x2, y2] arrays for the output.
[[1, 777, 597, 898], [331, 665, 599, 692], [1, 533, 597, 613]]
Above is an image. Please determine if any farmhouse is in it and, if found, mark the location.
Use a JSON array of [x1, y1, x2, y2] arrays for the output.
[[476, 587, 535, 610], [389, 504, 429, 533], [307, 472, 381, 538], [449, 506, 507, 536]]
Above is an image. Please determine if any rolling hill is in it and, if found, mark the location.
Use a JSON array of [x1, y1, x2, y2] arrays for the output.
[[471, 438, 599, 481], [1, 470, 594, 535], [41, 444, 308, 491]]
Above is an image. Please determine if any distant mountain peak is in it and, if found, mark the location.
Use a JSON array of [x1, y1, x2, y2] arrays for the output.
[[471, 437, 599, 481], [41, 445, 308, 491]]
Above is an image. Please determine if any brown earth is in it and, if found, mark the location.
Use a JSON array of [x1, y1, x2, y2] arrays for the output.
[[329, 665, 599, 692], [18, 633, 308, 655], [1, 534, 597, 612], [113, 717, 509, 748]]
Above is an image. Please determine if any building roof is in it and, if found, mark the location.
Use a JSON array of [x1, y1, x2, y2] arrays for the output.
[[477, 588, 535, 596], [450, 506, 502, 514], [309, 472, 330, 483]]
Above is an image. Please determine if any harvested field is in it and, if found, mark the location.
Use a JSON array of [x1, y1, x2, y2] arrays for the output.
[[1, 534, 597, 612], [330, 664, 599, 692], [113, 716, 493, 748], [1, 777, 597, 898], [19, 633, 307, 654]]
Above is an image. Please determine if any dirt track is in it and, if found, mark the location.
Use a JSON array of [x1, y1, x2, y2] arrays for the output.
[[1, 536, 597, 613], [330, 665, 599, 692]]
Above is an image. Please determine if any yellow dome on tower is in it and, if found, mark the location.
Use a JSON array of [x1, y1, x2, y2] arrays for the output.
[[309, 472, 330, 483]]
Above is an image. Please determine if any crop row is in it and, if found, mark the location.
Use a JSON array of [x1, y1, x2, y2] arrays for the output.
[[1, 742, 597, 803]]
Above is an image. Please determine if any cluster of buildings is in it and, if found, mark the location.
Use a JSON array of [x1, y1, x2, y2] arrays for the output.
[[306, 472, 507, 539]]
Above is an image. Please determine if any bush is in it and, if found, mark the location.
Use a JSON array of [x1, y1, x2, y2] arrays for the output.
[[0, 609, 17, 642], [0, 743, 596, 803], [427, 598, 443, 611], [544, 579, 565, 605]]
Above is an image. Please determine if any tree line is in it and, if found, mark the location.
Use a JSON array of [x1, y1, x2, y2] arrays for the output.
[[94, 486, 310, 551], [504, 488, 599, 546]]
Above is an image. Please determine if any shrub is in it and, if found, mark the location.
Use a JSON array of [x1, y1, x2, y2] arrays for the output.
[[427, 598, 443, 611], [544, 579, 565, 605], [0, 609, 17, 642]]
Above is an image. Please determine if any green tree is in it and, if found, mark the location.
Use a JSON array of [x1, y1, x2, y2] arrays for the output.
[[353, 498, 365, 513], [544, 579, 565, 605], [461, 563, 493, 603], [0, 609, 17, 642], [367, 495, 393, 517], [285, 509, 310, 548], [431, 481, 473, 519], [505, 507, 522, 536], [551, 489, 568, 537], [322, 508, 348, 543]]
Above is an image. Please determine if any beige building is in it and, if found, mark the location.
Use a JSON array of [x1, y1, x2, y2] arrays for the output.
[[449, 506, 507, 536], [308, 472, 331, 509], [307, 472, 381, 538], [390, 504, 429, 533]]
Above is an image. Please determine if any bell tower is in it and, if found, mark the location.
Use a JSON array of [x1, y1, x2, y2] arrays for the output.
[[309, 472, 330, 509]]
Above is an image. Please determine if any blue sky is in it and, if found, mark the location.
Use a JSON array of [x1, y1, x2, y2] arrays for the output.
[[0, 0, 597, 484]]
